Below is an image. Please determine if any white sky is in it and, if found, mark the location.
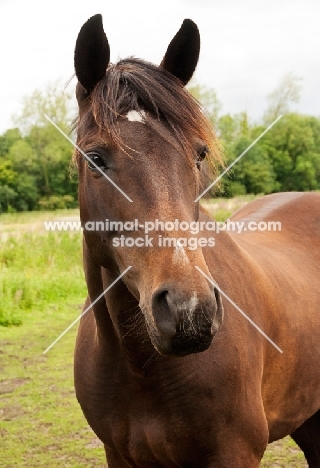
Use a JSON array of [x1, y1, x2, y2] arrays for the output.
[[1, 0, 319, 133]]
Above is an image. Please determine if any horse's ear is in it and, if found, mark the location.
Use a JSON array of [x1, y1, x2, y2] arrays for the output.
[[160, 19, 200, 86], [74, 14, 110, 94]]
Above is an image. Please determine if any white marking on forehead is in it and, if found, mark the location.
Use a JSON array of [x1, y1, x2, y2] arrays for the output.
[[172, 240, 189, 266], [126, 110, 146, 123]]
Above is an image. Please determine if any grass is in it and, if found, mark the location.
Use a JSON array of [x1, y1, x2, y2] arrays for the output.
[[0, 232, 84, 326], [0, 206, 308, 467], [0, 305, 106, 467], [0, 211, 106, 466], [0, 208, 79, 225], [201, 193, 258, 221]]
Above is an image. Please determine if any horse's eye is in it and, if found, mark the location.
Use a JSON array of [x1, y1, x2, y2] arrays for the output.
[[86, 151, 107, 171], [196, 146, 208, 169]]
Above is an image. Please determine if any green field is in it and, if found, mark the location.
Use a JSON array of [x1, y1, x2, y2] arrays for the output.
[[0, 207, 307, 467]]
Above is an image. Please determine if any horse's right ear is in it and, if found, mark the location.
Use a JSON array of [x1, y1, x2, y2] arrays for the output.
[[74, 14, 110, 94]]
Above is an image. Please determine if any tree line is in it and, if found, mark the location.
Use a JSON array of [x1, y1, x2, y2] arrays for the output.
[[0, 76, 319, 213], [0, 82, 78, 213], [189, 74, 320, 197]]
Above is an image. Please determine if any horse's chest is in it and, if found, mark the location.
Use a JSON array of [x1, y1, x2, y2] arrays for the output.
[[105, 390, 214, 467]]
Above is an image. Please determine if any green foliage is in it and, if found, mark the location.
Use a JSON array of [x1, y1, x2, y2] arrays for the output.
[[0, 128, 22, 157], [215, 112, 320, 197], [225, 134, 278, 196], [0, 231, 84, 326], [0, 81, 77, 213], [262, 114, 320, 191], [38, 195, 77, 210]]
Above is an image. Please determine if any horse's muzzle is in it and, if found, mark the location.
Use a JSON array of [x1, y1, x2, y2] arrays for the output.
[[149, 284, 224, 356]]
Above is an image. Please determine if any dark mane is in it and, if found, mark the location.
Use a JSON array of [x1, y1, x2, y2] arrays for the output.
[[77, 58, 223, 180]]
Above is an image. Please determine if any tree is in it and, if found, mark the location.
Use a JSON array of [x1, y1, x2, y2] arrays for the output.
[[12, 80, 77, 201], [264, 72, 303, 123], [0, 80, 78, 212], [0, 184, 17, 213], [0, 128, 22, 158], [25, 124, 75, 195], [188, 82, 221, 128], [222, 134, 279, 197], [262, 114, 320, 191], [13, 80, 75, 134]]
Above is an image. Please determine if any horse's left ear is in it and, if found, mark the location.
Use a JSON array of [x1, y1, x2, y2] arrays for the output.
[[160, 19, 200, 86], [74, 14, 110, 94]]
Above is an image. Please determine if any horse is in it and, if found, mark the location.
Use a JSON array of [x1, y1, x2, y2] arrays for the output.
[[73, 14, 320, 467]]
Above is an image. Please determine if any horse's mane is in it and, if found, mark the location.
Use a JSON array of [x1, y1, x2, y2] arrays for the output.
[[76, 58, 223, 183]]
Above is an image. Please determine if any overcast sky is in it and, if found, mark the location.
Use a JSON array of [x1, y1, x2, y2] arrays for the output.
[[1, 0, 319, 133]]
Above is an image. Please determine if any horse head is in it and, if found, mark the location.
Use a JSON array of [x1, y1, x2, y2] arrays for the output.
[[74, 15, 224, 357]]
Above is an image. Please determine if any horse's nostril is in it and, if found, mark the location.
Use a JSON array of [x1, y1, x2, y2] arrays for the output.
[[150, 284, 221, 356], [156, 289, 168, 304], [151, 288, 176, 337]]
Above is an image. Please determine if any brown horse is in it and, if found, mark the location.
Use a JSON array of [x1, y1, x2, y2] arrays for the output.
[[73, 14, 320, 467]]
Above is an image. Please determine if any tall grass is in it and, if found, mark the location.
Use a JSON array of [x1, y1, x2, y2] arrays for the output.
[[0, 232, 85, 326]]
